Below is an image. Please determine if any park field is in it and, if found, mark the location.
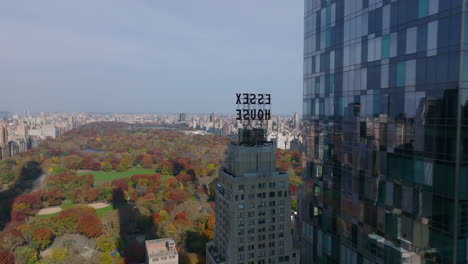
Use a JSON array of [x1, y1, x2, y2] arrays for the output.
[[78, 167, 158, 184]]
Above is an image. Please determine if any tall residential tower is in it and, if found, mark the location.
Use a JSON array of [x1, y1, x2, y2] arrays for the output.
[[301, 0, 468, 263], [207, 128, 296, 264]]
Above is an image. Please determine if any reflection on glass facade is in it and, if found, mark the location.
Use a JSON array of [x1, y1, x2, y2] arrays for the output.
[[300, 0, 468, 263]]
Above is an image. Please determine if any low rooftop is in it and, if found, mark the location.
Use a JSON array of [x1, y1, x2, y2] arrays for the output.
[[145, 238, 177, 258]]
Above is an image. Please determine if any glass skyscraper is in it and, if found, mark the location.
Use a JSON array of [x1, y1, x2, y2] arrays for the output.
[[300, 0, 468, 263]]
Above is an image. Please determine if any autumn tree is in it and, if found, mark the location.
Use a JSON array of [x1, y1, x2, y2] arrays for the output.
[[0, 250, 14, 264], [101, 161, 112, 172], [203, 214, 215, 240], [142, 155, 154, 169], [78, 214, 103, 238], [32, 228, 53, 250], [13, 246, 37, 264], [96, 235, 115, 252]]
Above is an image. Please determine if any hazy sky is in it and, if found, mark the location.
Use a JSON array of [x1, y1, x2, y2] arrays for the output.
[[1, 1, 304, 114]]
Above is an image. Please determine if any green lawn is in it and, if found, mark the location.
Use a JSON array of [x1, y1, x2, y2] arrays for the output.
[[96, 205, 115, 218], [79, 168, 157, 184], [36, 201, 116, 220]]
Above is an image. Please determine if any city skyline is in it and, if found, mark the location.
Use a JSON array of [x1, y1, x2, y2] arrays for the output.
[[1, 0, 303, 114]]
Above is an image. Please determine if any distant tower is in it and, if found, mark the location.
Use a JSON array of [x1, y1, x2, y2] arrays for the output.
[[207, 128, 297, 264], [178, 113, 186, 122], [0, 123, 9, 160], [0, 123, 8, 146], [293, 112, 300, 130], [210, 113, 215, 123]]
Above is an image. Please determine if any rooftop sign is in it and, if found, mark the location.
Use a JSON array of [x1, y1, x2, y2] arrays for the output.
[[235, 93, 271, 121]]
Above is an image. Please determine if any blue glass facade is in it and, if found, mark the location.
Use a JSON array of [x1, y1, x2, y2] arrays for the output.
[[300, 0, 468, 263]]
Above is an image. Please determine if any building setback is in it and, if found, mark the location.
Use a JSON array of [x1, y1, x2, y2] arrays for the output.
[[301, 0, 468, 263], [207, 128, 297, 264]]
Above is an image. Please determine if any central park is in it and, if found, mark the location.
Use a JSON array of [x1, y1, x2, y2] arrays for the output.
[[0, 122, 302, 264]]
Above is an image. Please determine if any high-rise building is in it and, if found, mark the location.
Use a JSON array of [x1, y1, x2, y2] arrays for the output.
[[0, 123, 9, 160], [207, 128, 297, 264], [178, 113, 187, 122], [301, 0, 468, 263], [293, 112, 301, 130], [0, 123, 8, 146]]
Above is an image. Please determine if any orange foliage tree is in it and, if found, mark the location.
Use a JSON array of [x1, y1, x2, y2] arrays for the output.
[[78, 214, 103, 238], [32, 228, 53, 250]]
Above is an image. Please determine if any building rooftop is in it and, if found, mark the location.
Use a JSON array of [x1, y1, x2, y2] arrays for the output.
[[145, 238, 177, 258]]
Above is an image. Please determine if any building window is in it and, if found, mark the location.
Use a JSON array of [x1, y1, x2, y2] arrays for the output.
[[427, 21, 438, 56], [396, 62, 406, 87]]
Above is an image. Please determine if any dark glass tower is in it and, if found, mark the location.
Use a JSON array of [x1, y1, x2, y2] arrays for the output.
[[300, 0, 468, 263]]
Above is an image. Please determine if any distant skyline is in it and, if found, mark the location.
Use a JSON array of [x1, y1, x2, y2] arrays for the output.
[[1, 1, 303, 115]]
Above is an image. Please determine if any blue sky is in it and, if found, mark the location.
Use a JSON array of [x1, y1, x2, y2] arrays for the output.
[[0, 1, 303, 114]]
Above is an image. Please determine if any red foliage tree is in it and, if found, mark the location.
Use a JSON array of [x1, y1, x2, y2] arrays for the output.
[[0, 250, 14, 264], [151, 212, 161, 224], [163, 202, 175, 213], [32, 228, 53, 250], [175, 173, 191, 182], [164, 190, 189, 203], [43, 187, 65, 206], [289, 184, 298, 196], [78, 214, 103, 238], [142, 155, 154, 169], [112, 178, 129, 191], [174, 212, 190, 227]]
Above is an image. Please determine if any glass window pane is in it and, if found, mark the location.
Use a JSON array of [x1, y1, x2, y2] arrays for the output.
[[406, 27, 417, 54], [382, 35, 390, 58], [397, 62, 406, 87], [406, 60, 416, 86], [418, 0, 429, 18], [428, 21, 438, 56]]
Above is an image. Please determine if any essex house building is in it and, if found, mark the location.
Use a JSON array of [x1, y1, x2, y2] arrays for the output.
[[207, 128, 297, 264]]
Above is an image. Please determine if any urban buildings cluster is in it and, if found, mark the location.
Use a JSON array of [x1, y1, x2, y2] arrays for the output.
[[0, 112, 81, 160], [0, 111, 303, 161], [186, 112, 303, 152]]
